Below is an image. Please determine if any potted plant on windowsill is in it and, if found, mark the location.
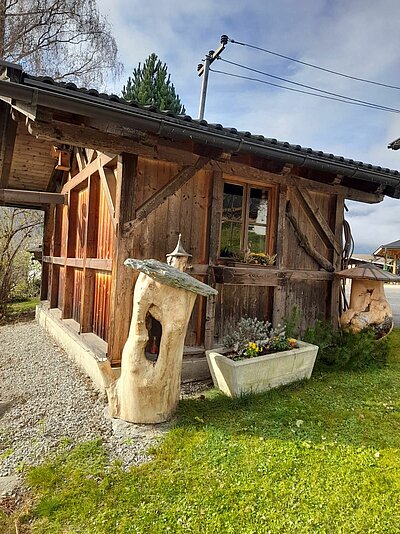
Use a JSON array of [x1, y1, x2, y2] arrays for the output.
[[219, 248, 277, 268], [206, 317, 319, 397]]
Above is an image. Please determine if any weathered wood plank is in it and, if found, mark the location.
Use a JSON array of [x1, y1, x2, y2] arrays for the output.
[[330, 194, 345, 322], [124, 156, 210, 236], [295, 186, 341, 255]]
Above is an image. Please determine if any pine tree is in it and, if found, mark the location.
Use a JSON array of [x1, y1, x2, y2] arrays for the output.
[[122, 53, 185, 115]]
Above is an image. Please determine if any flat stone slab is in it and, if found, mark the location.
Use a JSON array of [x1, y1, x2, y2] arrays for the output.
[[0, 475, 19, 496], [124, 258, 218, 297]]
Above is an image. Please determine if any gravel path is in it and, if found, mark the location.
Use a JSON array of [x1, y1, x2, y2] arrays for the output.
[[0, 321, 210, 480]]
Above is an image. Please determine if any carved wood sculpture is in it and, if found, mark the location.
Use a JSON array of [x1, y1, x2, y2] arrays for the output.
[[104, 237, 217, 423], [336, 264, 400, 339]]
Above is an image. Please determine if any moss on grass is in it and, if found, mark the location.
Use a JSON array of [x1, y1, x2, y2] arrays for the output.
[[5, 330, 400, 533]]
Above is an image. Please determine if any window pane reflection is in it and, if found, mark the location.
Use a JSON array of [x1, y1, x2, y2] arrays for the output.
[[220, 222, 242, 255], [248, 225, 266, 253], [222, 183, 243, 222], [249, 188, 268, 225]]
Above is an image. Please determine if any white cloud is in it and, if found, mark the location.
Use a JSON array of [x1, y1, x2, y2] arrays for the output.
[[96, 0, 400, 252]]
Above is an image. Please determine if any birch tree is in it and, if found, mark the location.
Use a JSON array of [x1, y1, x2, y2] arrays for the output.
[[0, 0, 122, 87]]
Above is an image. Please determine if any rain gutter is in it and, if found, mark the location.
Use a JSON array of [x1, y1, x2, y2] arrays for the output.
[[1, 77, 400, 195]]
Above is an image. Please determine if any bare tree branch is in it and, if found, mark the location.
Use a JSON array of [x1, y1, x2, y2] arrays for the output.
[[1, 0, 123, 89]]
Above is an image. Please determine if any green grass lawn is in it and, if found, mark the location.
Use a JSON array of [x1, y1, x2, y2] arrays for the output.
[[1, 297, 39, 324], [5, 331, 400, 533]]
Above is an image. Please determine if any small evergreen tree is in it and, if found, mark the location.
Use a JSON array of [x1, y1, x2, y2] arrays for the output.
[[122, 53, 185, 114]]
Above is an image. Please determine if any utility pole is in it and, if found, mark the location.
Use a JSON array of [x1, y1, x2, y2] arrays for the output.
[[197, 35, 228, 120]]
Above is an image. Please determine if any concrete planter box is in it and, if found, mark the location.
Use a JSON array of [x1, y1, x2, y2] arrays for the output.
[[206, 341, 319, 397]]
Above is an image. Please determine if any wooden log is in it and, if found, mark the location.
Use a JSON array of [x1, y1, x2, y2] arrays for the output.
[[286, 201, 335, 272]]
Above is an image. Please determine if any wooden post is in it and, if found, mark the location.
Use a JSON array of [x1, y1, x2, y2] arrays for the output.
[[273, 185, 289, 326], [107, 153, 138, 364], [330, 195, 344, 323], [40, 206, 55, 301], [49, 205, 63, 308], [80, 174, 100, 333], [62, 191, 78, 319], [204, 171, 223, 349]]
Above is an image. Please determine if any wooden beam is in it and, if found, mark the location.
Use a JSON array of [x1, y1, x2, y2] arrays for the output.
[[108, 153, 138, 364], [124, 156, 210, 236], [0, 189, 67, 206], [0, 102, 17, 188], [28, 119, 198, 167], [97, 161, 117, 231], [61, 153, 112, 193], [295, 186, 341, 255], [43, 255, 112, 271], [286, 201, 334, 272], [212, 160, 384, 204], [27, 119, 383, 204]]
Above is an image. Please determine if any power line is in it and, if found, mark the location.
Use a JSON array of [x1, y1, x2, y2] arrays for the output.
[[228, 37, 400, 91], [209, 68, 400, 114], [218, 58, 400, 114]]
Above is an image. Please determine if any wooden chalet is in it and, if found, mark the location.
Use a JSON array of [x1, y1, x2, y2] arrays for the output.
[[1, 59, 400, 383]]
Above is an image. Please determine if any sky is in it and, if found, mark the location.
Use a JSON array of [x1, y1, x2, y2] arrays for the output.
[[97, 0, 400, 253]]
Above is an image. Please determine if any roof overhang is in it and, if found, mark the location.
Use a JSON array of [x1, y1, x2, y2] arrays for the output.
[[1, 60, 400, 203]]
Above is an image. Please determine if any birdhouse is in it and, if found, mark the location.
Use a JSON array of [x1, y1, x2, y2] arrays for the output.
[[336, 263, 400, 338], [51, 146, 71, 171]]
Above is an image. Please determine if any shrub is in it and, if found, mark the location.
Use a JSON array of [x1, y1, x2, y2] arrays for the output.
[[223, 317, 295, 359], [303, 320, 389, 370]]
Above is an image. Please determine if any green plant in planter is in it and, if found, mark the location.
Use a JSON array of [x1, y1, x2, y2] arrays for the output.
[[223, 317, 297, 360], [232, 250, 277, 266]]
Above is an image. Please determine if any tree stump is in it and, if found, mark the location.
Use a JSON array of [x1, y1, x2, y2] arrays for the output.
[[105, 258, 217, 423]]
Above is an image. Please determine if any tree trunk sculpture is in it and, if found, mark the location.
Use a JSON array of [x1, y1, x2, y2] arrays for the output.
[[340, 279, 393, 338], [105, 258, 217, 424]]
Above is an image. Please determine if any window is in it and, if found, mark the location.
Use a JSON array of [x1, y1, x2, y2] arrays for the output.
[[220, 182, 271, 257]]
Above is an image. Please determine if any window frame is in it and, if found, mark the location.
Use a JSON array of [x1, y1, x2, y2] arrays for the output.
[[218, 179, 277, 260]]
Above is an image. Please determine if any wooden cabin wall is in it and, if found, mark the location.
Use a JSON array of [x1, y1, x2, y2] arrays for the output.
[[133, 157, 212, 347], [41, 146, 345, 365], [207, 173, 344, 344], [42, 150, 116, 346]]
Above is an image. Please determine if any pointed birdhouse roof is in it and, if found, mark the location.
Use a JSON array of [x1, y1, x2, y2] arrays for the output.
[[166, 234, 192, 259], [335, 263, 400, 282]]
